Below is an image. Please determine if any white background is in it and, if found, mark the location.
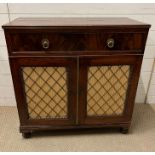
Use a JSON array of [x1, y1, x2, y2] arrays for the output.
[[0, 3, 155, 106]]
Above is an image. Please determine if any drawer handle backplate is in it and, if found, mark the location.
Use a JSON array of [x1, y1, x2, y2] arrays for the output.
[[107, 38, 115, 48], [41, 39, 50, 49]]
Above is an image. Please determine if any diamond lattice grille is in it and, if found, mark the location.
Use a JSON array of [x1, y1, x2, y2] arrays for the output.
[[87, 65, 130, 116], [22, 67, 68, 119]]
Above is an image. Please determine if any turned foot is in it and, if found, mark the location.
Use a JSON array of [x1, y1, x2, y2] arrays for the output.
[[120, 127, 129, 134], [22, 132, 32, 138]]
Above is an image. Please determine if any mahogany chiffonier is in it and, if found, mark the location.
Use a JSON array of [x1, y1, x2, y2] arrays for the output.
[[2, 17, 150, 138]]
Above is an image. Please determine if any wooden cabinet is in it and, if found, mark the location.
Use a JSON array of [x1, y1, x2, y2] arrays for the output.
[[2, 17, 150, 138]]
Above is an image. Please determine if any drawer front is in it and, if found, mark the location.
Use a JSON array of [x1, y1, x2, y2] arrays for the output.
[[9, 32, 144, 53]]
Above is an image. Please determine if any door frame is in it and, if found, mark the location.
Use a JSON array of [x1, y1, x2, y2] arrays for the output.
[[78, 54, 143, 125], [9, 56, 77, 126]]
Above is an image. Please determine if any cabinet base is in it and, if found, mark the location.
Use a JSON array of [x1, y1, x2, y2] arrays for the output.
[[20, 123, 130, 138]]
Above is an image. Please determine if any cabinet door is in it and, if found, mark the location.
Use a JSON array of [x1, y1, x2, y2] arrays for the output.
[[78, 55, 142, 125], [10, 57, 77, 126]]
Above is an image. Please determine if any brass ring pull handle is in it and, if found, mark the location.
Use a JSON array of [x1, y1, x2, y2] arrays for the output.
[[107, 38, 115, 48], [41, 39, 49, 49]]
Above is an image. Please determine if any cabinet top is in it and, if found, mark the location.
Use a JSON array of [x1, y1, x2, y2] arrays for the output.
[[2, 17, 151, 29]]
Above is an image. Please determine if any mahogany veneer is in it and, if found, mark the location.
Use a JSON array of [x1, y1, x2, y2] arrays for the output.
[[2, 17, 150, 138]]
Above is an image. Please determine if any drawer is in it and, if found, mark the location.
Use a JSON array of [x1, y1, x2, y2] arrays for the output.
[[9, 32, 144, 53]]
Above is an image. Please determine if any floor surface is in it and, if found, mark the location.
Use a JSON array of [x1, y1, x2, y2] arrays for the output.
[[0, 104, 155, 152]]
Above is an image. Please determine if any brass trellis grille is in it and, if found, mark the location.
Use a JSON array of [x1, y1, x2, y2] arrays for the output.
[[22, 67, 68, 119], [87, 65, 130, 116]]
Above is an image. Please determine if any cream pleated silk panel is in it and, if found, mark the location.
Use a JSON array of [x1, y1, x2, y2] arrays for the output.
[[22, 67, 68, 119], [87, 65, 130, 116]]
